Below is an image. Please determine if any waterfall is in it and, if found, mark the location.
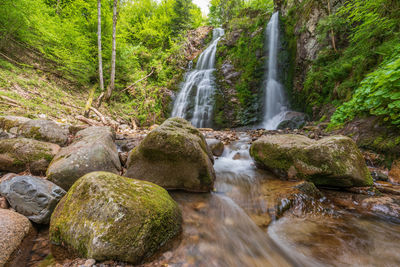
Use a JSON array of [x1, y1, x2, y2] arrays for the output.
[[171, 28, 225, 128], [262, 12, 288, 130]]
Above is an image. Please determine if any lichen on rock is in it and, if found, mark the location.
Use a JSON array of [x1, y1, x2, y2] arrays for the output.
[[125, 117, 216, 192], [250, 134, 373, 187], [49, 171, 182, 264]]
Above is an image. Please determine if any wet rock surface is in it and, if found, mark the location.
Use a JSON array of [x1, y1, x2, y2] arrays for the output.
[[0, 208, 36, 266], [125, 118, 215, 192], [50, 171, 182, 265], [277, 111, 308, 130], [206, 138, 224, 157], [0, 138, 60, 175], [250, 134, 373, 187], [47, 126, 122, 190], [0, 175, 66, 224]]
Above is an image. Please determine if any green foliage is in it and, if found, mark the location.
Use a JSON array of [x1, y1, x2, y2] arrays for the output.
[[331, 46, 400, 127], [300, 0, 400, 124], [0, 0, 205, 125]]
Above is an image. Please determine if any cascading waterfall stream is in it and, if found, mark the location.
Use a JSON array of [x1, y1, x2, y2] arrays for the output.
[[171, 28, 224, 128], [262, 12, 288, 130]]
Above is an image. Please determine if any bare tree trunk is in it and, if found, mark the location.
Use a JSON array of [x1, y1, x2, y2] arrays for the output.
[[105, 0, 118, 102], [327, 0, 337, 52], [97, 0, 105, 96]]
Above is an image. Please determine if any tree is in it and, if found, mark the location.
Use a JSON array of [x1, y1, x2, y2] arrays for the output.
[[97, 0, 105, 104], [105, 0, 118, 102]]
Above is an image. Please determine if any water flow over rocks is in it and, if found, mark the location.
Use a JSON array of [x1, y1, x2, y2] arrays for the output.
[[172, 28, 224, 128], [262, 12, 288, 130]]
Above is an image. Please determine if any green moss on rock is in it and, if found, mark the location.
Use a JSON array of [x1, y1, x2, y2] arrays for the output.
[[125, 117, 215, 192], [250, 134, 373, 187], [49, 171, 182, 264]]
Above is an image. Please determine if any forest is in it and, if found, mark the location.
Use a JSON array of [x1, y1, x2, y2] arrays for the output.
[[1, 0, 400, 266]]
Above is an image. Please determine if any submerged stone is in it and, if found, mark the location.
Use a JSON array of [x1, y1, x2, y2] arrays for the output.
[[46, 126, 122, 191], [0, 138, 60, 175], [250, 134, 373, 187], [0, 175, 66, 224], [125, 117, 215, 192], [49, 171, 182, 264]]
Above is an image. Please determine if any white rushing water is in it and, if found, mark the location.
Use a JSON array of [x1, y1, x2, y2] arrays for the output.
[[171, 28, 225, 128], [262, 12, 288, 130]]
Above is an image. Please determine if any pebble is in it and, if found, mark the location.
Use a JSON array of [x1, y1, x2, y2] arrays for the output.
[[84, 259, 96, 267]]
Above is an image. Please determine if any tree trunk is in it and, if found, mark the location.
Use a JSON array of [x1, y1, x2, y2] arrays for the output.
[[105, 0, 118, 102], [327, 0, 337, 52], [97, 0, 105, 96]]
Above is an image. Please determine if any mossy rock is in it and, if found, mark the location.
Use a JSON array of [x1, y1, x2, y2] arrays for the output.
[[18, 119, 69, 146], [0, 116, 31, 133], [0, 138, 60, 175], [206, 138, 224, 157], [49, 171, 182, 264], [46, 126, 122, 191], [125, 117, 215, 192], [250, 134, 373, 187]]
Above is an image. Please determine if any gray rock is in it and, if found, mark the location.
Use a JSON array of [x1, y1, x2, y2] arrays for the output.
[[46, 126, 122, 190], [0, 175, 66, 224], [277, 111, 309, 130], [0, 138, 60, 175], [18, 119, 69, 146], [206, 138, 224, 157], [0, 116, 31, 132], [125, 117, 215, 192], [250, 134, 373, 188]]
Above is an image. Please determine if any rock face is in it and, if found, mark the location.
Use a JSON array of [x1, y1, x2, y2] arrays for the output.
[[389, 159, 400, 184], [125, 118, 215, 192], [47, 126, 122, 191], [18, 119, 69, 146], [250, 134, 373, 187], [0, 209, 35, 266], [50, 172, 182, 264], [0, 138, 60, 175], [206, 138, 224, 157], [0, 175, 66, 224], [277, 111, 308, 130]]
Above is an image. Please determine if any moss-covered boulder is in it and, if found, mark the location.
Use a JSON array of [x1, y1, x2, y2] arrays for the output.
[[250, 134, 373, 187], [46, 126, 122, 191], [0, 116, 31, 133], [18, 119, 69, 146], [125, 117, 215, 192], [49, 171, 182, 264], [0, 138, 60, 175]]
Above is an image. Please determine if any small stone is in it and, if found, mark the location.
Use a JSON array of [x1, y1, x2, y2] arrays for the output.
[[0, 197, 9, 209], [84, 259, 96, 266]]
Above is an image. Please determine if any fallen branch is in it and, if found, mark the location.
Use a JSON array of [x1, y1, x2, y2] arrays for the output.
[[89, 107, 108, 125], [76, 115, 102, 126], [122, 68, 155, 92], [0, 101, 21, 108], [0, 95, 21, 106], [0, 52, 33, 68]]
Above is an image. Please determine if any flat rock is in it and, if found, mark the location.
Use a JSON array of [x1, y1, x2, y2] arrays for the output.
[[250, 134, 373, 187], [0, 209, 35, 266], [18, 119, 69, 146], [125, 118, 215, 192], [0, 175, 66, 224], [50, 172, 182, 264], [47, 126, 122, 191], [0, 138, 60, 175]]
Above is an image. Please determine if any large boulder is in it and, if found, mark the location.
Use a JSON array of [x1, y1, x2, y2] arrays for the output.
[[47, 127, 122, 191], [0, 138, 60, 175], [18, 119, 69, 146], [0, 175, 66, 224], [250, 134, 373, 187], [125, 117, 215, 192], [277, 111, 308, 130], [0, 209, 35, 266], [206, 138, 224, 157], [50, 172, 182, 264]]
